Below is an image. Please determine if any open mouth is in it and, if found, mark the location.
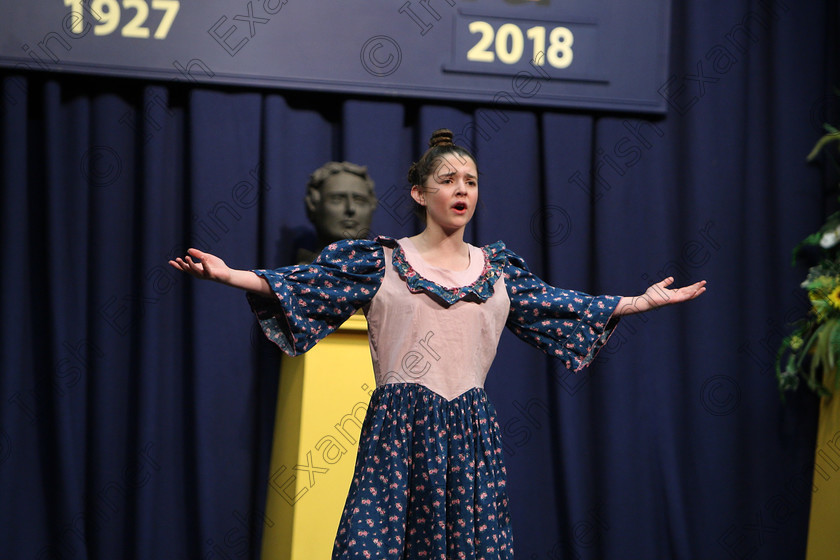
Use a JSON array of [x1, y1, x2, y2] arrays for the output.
[[452, 201, 468, 213]]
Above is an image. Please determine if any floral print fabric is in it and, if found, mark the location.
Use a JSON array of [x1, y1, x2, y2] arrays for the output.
[[390, 239, 507, 305], [247, 239, 385, 356], [500, 249, 621, 372], [332, 384, 512, 560], [248, 236, 620, 559]]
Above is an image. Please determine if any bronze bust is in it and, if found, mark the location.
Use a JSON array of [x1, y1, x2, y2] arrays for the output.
[[298, 161, 378, 263]]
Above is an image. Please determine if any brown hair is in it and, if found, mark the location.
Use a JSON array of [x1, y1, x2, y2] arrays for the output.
[[408, 129, 476, 186]]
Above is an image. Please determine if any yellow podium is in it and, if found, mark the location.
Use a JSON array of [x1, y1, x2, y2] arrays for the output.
[[805, 368, 840, 560], [261, 313, 375, 560]]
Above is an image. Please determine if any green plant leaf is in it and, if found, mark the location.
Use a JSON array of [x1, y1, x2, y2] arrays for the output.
[[807, 131, 840, 161]]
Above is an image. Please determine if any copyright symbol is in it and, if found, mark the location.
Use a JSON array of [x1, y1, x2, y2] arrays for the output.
[[361, 35, 402, 77], [81, 146, 122, 187], [700, 375, 741, 416], [530, 205, 572, 247]]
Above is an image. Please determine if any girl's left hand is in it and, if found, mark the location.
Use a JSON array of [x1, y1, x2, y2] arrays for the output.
[[616, 277, 707, 316]]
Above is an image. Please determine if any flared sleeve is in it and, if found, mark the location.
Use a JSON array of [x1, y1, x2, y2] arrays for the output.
[[502, 248, 620, 372], [247, 239, 385, 356]]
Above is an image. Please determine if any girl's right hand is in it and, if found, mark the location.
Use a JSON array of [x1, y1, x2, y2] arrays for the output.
[[168, 248, 232, 284]]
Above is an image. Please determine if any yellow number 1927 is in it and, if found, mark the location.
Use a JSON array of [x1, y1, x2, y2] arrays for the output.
[[64, 0, 180, 40]]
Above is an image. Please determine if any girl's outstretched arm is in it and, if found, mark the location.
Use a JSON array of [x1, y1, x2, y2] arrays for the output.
[[614, 277, 706, 316], [168, 248, 272, 296]]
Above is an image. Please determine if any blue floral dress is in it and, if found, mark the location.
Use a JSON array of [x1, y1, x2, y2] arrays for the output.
[[248, 236, 619, 560]]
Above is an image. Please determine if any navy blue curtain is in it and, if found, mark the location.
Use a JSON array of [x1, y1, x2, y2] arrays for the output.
[[1, 1, 834, 558]]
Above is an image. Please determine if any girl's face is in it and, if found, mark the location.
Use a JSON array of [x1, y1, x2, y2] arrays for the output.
[[412, 152, 478, 233]]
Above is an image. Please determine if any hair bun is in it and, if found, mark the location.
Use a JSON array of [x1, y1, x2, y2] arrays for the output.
[[428, 128, 454, 148]]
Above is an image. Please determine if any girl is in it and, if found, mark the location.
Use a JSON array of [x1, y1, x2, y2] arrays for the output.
[[170, 129, 706, 559]]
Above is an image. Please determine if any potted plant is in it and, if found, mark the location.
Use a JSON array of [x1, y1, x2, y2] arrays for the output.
[[776, 121, 840, 560]]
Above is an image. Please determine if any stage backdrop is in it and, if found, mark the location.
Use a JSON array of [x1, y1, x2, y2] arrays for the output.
[[0, 1, 835, 559]]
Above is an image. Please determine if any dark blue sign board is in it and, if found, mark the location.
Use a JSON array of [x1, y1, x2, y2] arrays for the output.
[[0, 0, 670, 113]]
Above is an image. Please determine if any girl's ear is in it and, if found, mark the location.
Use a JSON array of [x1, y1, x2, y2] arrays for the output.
[[410, 185, 425, 206]]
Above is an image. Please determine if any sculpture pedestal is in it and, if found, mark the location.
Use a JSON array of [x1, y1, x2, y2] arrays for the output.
[[261, 313, 374, 560], [805, 368, 840, 560]]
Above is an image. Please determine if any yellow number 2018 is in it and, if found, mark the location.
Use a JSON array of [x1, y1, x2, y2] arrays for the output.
[[467, 21, 574, 69], [63, 0, 180, 40]]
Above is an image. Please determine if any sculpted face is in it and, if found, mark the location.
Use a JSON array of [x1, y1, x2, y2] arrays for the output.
[[311, 172, 376, 242]]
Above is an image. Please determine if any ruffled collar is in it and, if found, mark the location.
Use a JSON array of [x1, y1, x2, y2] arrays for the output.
[[375, 235, 507, 305]]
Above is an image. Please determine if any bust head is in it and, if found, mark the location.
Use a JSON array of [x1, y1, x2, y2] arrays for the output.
[[305, 161, 378, 247]]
